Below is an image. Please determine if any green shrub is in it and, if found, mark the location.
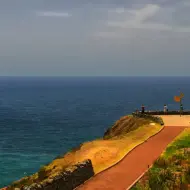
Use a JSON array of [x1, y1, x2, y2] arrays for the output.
[[148, 171, 161, 190], [154, 157, 169, 168], [131, 183, 148, 190], [10, 177, 33, 189], [148, 169, 175, 190], [130, 183, 142, 190], [184, 166, 190, 183], [178, 174, 189, 190], [173, 153, 186, 160], [38, 166, 48, 180]]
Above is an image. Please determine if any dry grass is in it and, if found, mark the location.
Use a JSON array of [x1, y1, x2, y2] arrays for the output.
[[45, 120, 162, 176]]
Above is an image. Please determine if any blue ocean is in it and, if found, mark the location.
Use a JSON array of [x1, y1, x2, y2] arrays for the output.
[[0, 77, 190, 187]]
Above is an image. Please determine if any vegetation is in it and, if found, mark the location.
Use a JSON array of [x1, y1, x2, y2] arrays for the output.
[[38, 166, 48, 180], [131, 128, 190, 190], [103, 116, 152, 140]]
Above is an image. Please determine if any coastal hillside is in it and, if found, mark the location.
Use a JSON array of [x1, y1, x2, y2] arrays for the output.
[[104, 115, 152, 139], [5, 115, 163, 190]]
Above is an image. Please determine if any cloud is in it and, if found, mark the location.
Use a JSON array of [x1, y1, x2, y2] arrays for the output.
[[93, 3, 190, 38], [107, 4, 169, 30], [183, 0, 190, 6], [36, 11, 72, 17], [108, 8, 126, 14], [93, 31, 121, 38], [132, 4, 160, 22]]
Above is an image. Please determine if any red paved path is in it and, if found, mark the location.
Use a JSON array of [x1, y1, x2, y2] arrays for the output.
[[77, 126, 186, 190]]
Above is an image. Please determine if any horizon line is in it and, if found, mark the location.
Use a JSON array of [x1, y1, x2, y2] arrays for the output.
[[0, 76, 190, 78]]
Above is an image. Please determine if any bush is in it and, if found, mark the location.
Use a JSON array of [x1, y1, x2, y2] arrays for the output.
[[178, 174, 189, 190], [131, 183, 149, 190], [148, 169, 175, 190], [148, 171, 161, 190], [154, 157, 169, 168], [38, 166, 48, 180], [184, 166, 190, 183], [10, 177, 33, 189]]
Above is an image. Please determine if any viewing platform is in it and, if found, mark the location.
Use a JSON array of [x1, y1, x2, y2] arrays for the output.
[[140, 111, 190, 115], [133, 111, 190, 127]]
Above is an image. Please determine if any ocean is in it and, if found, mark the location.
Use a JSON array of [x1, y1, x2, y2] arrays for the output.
[[0, 76, 190, 187]]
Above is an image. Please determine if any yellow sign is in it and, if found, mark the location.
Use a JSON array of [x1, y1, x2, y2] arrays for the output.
[[174, 96, 181, 102]]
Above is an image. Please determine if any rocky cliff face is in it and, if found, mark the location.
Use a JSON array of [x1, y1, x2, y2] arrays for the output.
[[103, 115, 164, 140], [103, 116, 150, 139], [8, 160, 94, 190]]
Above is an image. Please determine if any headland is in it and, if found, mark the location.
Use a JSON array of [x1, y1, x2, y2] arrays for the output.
[[1, 112, 190, 190]]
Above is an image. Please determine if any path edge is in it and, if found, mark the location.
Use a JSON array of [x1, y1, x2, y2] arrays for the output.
[[126, 164, 153, 190]]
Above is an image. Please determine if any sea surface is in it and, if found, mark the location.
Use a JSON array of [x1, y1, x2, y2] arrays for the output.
[[0, 76, 190, 187]]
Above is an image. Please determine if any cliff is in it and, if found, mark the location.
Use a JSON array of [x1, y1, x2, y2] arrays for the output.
[[10, 160, 94, 190], [104, 115, 151, 139]]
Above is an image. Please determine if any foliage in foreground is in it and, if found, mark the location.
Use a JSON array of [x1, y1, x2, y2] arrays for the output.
[[131, 129, 190, 190]]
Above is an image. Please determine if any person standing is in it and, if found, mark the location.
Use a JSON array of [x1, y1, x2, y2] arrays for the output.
[[164, 104, 167, 114], [141, 104, 145, 114], [180, 103, 183, 116]]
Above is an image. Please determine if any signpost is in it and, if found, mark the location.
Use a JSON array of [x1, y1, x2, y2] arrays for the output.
[[174, 91, 184, 116]]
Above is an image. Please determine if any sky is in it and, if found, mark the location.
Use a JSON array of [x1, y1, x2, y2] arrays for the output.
[[1, 0, 190, 76]]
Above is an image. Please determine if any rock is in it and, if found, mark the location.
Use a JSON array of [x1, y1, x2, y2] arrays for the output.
[[18, 159, 94, 190], [23, 183, 43, 190]]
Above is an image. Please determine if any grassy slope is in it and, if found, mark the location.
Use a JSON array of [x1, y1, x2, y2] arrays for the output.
[[132, 128, 190, 190], [8, 116, 163, 189]]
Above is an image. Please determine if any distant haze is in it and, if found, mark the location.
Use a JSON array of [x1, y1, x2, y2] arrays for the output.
[[1, 0, 190, 76]]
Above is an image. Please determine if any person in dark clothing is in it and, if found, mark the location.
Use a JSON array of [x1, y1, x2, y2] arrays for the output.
[[180, 103, 183, 116], [164, 104, 168, 114], [141, 104, 145, 114]]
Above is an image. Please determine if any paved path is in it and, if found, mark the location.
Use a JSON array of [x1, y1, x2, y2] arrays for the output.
[[160, 115, 190, 127], [77, 126, 185, 190]]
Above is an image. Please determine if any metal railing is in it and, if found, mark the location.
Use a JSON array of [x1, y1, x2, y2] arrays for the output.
[[138, 111, 190, 115], [132, 112, 164, 125]]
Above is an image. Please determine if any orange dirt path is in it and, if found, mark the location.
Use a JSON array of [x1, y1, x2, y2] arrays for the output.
[[76, 126, 186, 190]]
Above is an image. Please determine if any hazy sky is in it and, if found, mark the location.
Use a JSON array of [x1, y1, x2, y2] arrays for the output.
[[1, 0, 190, 76]]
